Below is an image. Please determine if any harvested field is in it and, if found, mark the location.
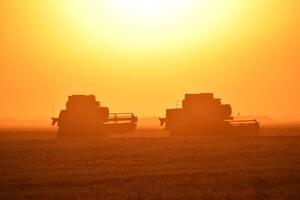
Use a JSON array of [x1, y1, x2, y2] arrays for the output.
[[0, 130, 300, 199]]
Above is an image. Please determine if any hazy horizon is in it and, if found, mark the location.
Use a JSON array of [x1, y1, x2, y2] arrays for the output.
[[1, 115, 299, 130]]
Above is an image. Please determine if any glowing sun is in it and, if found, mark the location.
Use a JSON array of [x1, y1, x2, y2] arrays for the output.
[[64, 0, 241, 51]]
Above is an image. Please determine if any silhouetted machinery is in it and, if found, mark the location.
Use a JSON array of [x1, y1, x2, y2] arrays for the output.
[[159, 93, 260, 136], [52, 95, 137, 138]]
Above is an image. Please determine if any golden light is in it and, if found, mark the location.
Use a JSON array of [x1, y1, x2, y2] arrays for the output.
[[63, 0, 242, 52]]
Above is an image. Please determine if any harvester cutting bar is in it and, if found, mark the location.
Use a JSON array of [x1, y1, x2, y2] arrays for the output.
[[108, 113, 138, 123], [227, 119, 259, 126]]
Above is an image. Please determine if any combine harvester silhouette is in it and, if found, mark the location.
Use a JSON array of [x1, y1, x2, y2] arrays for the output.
[[160, 93, 260, 136], [52, 95, 137, 138]]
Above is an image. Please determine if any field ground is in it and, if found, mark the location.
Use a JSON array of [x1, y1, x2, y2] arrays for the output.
[[0, 128, 300, 199]]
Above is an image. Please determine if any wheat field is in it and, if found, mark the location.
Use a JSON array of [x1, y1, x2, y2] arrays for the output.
[[0, 130, 300, 199]]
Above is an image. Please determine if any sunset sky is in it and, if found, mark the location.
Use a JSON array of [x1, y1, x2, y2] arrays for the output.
[[0, 0, 299, 122]]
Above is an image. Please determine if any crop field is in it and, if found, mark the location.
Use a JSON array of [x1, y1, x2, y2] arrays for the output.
[[0, 129, 300, 199]]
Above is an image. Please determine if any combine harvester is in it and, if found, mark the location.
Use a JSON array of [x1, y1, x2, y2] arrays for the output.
[[52, 95, 137, 138], [160, 93, 260, 136]]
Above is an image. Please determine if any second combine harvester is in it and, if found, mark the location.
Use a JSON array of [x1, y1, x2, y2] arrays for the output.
[[160, 93, 260, 136]]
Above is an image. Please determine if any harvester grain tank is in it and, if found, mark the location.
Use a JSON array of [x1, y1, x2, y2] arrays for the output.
[[159, 93, 260, 136], [52, 95, 137, 138]]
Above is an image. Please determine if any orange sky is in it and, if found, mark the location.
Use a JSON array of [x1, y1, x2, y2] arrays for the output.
[[0, 0, 299, 122]]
